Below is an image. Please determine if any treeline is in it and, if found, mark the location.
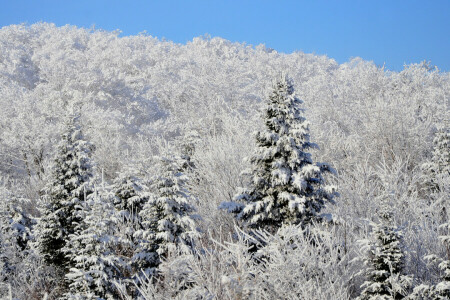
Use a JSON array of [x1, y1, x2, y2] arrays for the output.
[[0, 23, 449, 299], [1, 75, 449, 299]]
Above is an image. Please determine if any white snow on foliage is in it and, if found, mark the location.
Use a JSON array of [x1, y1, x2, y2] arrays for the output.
[[0, 23, 448, 300]]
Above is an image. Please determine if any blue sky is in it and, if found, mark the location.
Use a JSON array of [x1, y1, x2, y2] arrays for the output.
[[0, 0, 449, 71]]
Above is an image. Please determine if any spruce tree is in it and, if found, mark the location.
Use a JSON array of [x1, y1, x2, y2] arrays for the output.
[[112, 168, 148, 220], [64, 187, 123, 300], [111, 168, 150, 293], [65, 169, 151, 299], [0, 190, 34, 281], [358, 202, 411, 300], [221, 75, 336, 233], [0, 194, 33, 252], [35, 113, 94, 268], [136, 156, 199, 274]]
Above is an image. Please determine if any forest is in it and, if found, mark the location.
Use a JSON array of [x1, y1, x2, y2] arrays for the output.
[[0, 23, 449, 299]]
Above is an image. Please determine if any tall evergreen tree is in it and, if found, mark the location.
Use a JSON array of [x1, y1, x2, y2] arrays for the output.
[[221, 75, 336, 232], [112, 168, 150, 293], [112, 167, 148, 222], [136, 156, 199, 275], [35, 113, 94, 268], [64, 187, 124, 300], [65, 168, 151, 299], [0, 190, 34, 281], [358, 202, 411, 300]]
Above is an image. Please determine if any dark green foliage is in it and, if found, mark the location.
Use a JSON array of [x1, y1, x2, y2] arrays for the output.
[[136, 156, 198, 275], [36, 114, 94, 269], [222, 75, 336, 233]]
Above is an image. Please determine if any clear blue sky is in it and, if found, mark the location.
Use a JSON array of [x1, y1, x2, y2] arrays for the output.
[[1, 0, 449, 71]]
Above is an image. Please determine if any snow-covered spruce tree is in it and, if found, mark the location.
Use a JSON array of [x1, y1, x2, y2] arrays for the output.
[[111, 168, 150, 293], [0, 190, 34, 283], [221, 74, 336, 233], [136, 156, 199, 275], [65, 168, 151, 299], [35, 113, 94, 269], [112, 167, 148, 220], [0, 194, 34, 253], [64, 186, 125, 300], [358, 202, 411, 300], [422, 126, 450, 193]]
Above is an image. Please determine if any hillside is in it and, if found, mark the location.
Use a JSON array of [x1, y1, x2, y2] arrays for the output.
[[0, 23, 449, 299]]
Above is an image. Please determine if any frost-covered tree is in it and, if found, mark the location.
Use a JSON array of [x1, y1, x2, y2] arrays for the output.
[[221, 75, 336, 232], [422, 127, 450, 193], [433, 168, 450, 298], [0, 190, 34, 283], [410, 221, 450, 299], [136, 156, 199, 275], [112, 168, 148, 219], [111, 168, 150, 293], [0, 181, 64, 299], [1, 23, 450, 298], [35, 113, 94, 268], [116, 225, 352, 300], [64, 187, 124, 299], [358, 202, 412, 299], [407, 223, 449, 300], [436, 221, 450, 298], [0, 195, 33, 253], [65, 170, 151, 299]]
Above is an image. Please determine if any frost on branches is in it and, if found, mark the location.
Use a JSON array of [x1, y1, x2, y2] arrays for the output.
[[410, 221, 450, 300], [358, 202, 412, 300], [437, 221, 450, 298], [222, 75, 337, 232], [422, 126, 450, 193], [136, 156, 199, 275], [0, 188, 34, 281], [111, 168, 152, 289], [112, 168, 149, 220], [64, 187, 123, 299], [35, 113, 94, 268], [65, 169, 152, 299]]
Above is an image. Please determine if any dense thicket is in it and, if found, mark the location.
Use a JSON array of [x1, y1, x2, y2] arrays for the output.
[[0, 23, 448, 299]]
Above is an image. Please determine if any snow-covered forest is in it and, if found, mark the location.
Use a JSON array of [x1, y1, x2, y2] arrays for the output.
[[0, 23, 449, 299]]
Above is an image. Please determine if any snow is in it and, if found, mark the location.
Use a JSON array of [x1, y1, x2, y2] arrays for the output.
[[0, 23, 448, 300]]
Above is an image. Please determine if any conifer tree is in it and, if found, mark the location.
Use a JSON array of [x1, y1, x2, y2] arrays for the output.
[[0, 194, 33, 252], [111, 168, 150, 293], [35, 113, 94, 268], [112, 168, 148, 220], [358, 202, 411, 300], [0, 190, 34, 280], [65, 187, 124, 299], [136, 156, 199, 275], [65, 169, 151, 299], [221, 75, 336, 233]]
